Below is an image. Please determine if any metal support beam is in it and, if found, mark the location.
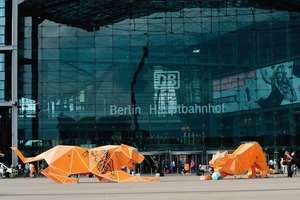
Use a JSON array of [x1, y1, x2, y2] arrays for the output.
[[11, 0, 19, 166]]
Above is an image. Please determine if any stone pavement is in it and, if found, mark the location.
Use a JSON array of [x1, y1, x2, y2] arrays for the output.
[[0, 173, 299, 200]]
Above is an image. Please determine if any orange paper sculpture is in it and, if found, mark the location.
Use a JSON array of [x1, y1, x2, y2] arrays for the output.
[[209, 142, 275, 179], [11, 144, 159, 183]]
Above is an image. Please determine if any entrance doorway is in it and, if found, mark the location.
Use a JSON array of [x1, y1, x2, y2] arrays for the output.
[[169, 151, 203, 174], [139, 150, 206, 174]]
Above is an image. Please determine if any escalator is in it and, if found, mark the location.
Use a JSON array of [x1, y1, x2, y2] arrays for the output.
[[139, 151, 167, 174]]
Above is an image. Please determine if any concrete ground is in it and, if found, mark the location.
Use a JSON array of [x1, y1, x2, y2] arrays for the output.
[[1, 173, 299, 200]]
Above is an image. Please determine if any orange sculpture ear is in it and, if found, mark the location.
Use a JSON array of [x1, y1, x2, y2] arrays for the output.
[[211, 151, 220, 160]]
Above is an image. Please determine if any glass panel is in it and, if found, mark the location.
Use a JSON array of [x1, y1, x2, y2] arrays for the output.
[[14, 2, 300, 162]]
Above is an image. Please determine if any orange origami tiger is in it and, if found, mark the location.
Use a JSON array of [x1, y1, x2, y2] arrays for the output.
[[209, 142, 275, 179], [11, 144, 159, 183]]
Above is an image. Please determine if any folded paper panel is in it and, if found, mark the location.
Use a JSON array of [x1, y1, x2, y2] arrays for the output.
[[209, 142, 275, 179], [12, 144, 159, 184]]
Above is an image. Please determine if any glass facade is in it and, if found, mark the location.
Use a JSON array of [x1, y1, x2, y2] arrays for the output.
[[12, 1, 300, 168], [0, 0, 5, 100]]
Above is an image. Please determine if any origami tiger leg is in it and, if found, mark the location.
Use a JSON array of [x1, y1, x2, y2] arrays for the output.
[[42, 166, 78, 183], [245, 165, 257, 178]]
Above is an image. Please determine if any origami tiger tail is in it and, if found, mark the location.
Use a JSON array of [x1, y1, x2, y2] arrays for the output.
[[11, 147, 43, 163]]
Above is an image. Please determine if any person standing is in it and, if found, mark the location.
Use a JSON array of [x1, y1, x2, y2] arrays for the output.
[[171, 161, 176, 173], [17, 163, 23, 177], [291, 151, 296, 175], [154, 161, 159, 173], [285, 151, 293, 177], [182, 162, 190, 176], [24, 163, 30, 177], [268, 158, 274, 169], [280, 157, 287, 174], [273, 158, 278, 172], [190, 160, 195, 173], [29, 163, 36, 178]]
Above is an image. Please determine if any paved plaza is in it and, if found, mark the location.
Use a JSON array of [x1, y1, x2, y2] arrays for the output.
[[1, 174, 299, 200]]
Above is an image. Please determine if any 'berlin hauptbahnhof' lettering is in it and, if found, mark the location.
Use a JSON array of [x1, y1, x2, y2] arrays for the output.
[[110, 103, 225, 115]]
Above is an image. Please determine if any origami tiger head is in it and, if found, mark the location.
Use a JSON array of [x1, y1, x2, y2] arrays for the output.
[[209, 151, 229, 168]]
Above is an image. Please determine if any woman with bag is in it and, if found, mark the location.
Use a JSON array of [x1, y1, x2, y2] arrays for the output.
[[285, 151, 293, 177]]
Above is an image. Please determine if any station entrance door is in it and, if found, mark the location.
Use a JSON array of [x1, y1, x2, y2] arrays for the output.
[[169, 150, 203, 174]]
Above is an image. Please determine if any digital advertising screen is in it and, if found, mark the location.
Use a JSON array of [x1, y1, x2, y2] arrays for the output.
[[213, 61, 300, 113]]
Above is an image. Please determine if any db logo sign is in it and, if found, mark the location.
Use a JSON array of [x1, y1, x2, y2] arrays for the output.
[[154, 70, 180, 89]]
